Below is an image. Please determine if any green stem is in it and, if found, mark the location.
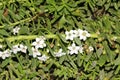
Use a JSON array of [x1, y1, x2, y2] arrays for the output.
[[0, 0, 26, 6], [0, 33, 119, 42], [0, 17, 30, 28], [90, 34, 98, 38], [0, 13, 38, 28], [15, 54, 23, 69], [0, 34, 57, 42]]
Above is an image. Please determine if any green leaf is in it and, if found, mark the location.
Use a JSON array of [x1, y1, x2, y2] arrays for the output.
[[17, 64, 24, 74], [59, 56, 66, 64], [0, 29, 9, 36], [77, 53, 83, 67], [19, 26, 29, 35], [96, 48, 103, 58], [114, 54, 120, 65], [25, 40, 32, 55], [66, 55, 77, 69], [58, 34, 68, 43], [1, 58, 10, 68], [74, 38, 82, 45], [85, 53, 92, 62], [99, 70, 105, 80], [59, 15, 67, 29], [115, 65, 120, 74], [102, 41, 114, 63], [105, 3, 111, 10], [114, 3, 118, 10], [46, 42, 55, 57], [46, 0, 56, 6], [5, 40, 12, 49], [97, 55, 107, 67]]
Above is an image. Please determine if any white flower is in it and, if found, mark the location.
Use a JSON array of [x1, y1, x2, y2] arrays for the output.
[[32, 36, 46, 49], [89, 46, 94, 52], [54, 48, 66, 57], [0, 50, 11, 59], [74, 29, 83, 37], [68, 43, 79, 55], [19, 44, 27, 53], [65, 30, 76, 40], [78, 45, 84, 53], [37, 55, 49, 61], [0, 44, 2, 49], [113, 37, 117, 41], [46, 49, 49, 53], [32, 47, 41, 58], [13, 27, 20, 35], [12, 45, 20, 54], [78, 30, 90, 41]]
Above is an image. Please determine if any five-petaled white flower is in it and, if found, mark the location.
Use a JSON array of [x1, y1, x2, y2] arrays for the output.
[[32, 36, 46, 49], [89, 46, 94, 52], [68, 43, 80, 55], [0, 50, 11, 59], [65, 30, 76, 40], [74, 29, 83, 38], [54, 48, 66, 57], [19, 44, 27, 53], [78, 30, 90, 41], [32, 47, 41, 58], [12, 45, 20, 54], [37, 54, 49, 61], [13, 27, 20, 35]]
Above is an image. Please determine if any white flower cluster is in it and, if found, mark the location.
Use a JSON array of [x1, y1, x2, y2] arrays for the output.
[[0, 29, 93, 60], [54, 29, 93, 57], [0, 50, 11, 59], [0, 36, 49, 61], [12, 44, 27, 54], [31, 36, 49, 61], [66, 29, 94, 55], [65, 29, 90, 41]]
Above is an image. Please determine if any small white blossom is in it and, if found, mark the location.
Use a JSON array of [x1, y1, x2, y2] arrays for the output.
[[113, 37, 117, 41], [68, 43, 79, 55], [74, 29, 83, 37], [0, 44, 2, 49], [19, 44, 27, 53], [54, 49, 66, 57], [32, 47, 41, 58], [13, 27, 20, 35], [78, 30, 90, 41], [78, 45, 84, 53], [0, 50, 11, 59], [46, 49, 49, 53], [12, 45, 20, 54], [37, 55, 49, 61], [89, 46, 94, 52], [32, 36, 46, 49], [65, 30, 76, 40]]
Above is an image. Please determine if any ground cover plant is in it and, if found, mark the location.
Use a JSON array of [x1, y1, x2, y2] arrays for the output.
[[0, 0, 120, 80]]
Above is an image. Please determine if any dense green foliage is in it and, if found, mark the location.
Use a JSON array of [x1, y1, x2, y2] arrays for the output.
[[0, 0, 120, 80]]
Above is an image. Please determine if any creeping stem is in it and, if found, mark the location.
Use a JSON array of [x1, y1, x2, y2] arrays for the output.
[[0, 33, 119, 42], [0, 34, 57, 42], [0, 0, 26, 6]]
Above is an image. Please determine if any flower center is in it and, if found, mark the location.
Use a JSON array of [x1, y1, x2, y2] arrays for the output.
[[82, 32, 86, 36]]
